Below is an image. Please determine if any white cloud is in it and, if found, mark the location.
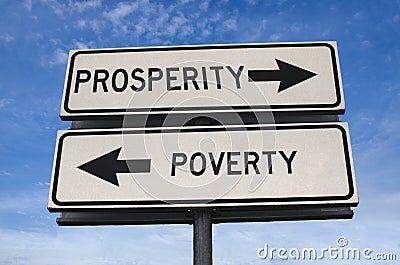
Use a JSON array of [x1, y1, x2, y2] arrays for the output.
[[347, 11, 363, 25], [290, 24, 301, 33], [68, 0, 102, 13], [385, 55, 392, 63], [77, 19, 104, 33], [179, 0, 194, 4], [209, 12, 222, 23], [49, 38, 62, 46], [22, 0, 32, 11], [30, 32, 43, 41], [223, 18, 237, 31], [0, 98, 14, 108], [0, 33, 15, 43], [0, 170, 12, 177], [49, 48, 68, 65], [90, 19, 103, 33], [361, 40, 372, 48], [36, 181, 50, 187], [201, 28, 211, 37], [277, 0, 289, 5], [165, 12, 193, 38], [72, 39, 94, 49], [104, 1, 141, 24], [38, 0, 101, 17], [0, 190, 46, 213], [320, 29, 331, 38], [73, 0, 239, 44], [245, 0, 258, 5], [356, 111, 375, 125], [41, 0, 65, 17], [269, 33, 281, 41], [0, 226, 192, 265], [199, 0, 210, 11], [353, 11, 363, 20], [260, 18, 268, 29], [77, 19, 87, 29]]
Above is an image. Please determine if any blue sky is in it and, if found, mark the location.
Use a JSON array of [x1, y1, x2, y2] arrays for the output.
[[0, 0, 399, 264]]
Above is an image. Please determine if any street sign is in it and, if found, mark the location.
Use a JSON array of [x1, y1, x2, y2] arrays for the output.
[[60, 42, 344, 120], [48, 123, 357, 211]]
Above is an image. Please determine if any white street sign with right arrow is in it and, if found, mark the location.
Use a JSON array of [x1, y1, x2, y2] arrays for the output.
[[60, 42, 344, 120]]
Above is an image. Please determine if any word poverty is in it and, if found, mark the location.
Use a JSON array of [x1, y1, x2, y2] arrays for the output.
[[171, 150, 297, 177]]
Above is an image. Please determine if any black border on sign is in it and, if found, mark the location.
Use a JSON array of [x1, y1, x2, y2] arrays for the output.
[[63, 43, 342, 116], [51, 124, 354, 208]]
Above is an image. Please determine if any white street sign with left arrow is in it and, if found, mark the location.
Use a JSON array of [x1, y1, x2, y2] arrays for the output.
[[48, 123, 357, 210]]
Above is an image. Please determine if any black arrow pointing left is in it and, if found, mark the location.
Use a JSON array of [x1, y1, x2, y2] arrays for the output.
[[77, 147, 151, 187]]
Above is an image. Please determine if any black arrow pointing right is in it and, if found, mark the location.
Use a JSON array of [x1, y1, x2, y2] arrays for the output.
[[77, 147, 151, 187], [248, 59, 317, 93]]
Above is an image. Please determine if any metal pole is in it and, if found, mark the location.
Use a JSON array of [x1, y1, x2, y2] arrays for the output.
[[193, 208, 213, 265]]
